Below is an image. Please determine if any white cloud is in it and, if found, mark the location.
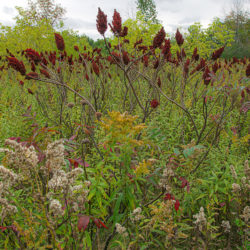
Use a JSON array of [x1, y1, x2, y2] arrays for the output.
[[0, 0, 249, 39]]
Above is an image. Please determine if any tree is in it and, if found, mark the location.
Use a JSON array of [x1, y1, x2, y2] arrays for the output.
[[135, 0, 159, 24], [223, 0, 250, 57], [15, 0, 66, 27], [182, 19, 235, 58]]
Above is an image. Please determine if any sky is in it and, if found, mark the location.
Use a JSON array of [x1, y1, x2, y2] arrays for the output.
[[0, 0, 249, 40]]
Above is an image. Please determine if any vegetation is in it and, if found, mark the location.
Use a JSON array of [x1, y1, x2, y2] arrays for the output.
[[0, 1, 249, 249]]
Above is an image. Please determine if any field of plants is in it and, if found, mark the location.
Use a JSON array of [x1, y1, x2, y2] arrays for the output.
[[0, 6, 249, 249]]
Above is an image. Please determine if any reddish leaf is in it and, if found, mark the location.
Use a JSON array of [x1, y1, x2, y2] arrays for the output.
[[98, 219, 108, 229], [93, 218, 101, 228], [0, 226, 7, 232], [174, 200, 180, 211], [77, 215, 90, 232]]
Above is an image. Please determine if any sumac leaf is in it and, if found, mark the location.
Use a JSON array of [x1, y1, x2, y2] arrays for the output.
[[77, 215, 90, 232]]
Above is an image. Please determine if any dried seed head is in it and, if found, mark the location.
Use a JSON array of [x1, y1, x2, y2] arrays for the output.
[[67, 102, 75, 108]]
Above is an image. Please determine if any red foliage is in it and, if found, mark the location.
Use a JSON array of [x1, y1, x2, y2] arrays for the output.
[[150, 99, 159, 108], [40, 69, 50, 78], [191, 47, 199, 61], [153, 27, 166, 48], [110, 9, 122, 35], [183, 58, 190, 77], [122, 51, 130, 65], [211, 47, 224, 60], [246, 63, 250, 77], [134, 39, 143, 48], [162, 39, 171, 57], [92, 61, 100, 76], [143, 55, 149, 67], [54, 33, 65, 51], [96, 8, 108, 35], [7, 57, 26, 75], [120, 26, 128, 37], [203, 67, 211, 85], [24, 48, 41, 64], [175, 29, 184, 46], [77, 215, 90, 232], [25, 72, 39, 80]]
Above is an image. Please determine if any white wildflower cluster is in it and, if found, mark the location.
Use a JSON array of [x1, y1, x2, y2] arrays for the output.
[[0, 163, 20, 221], [44, 139, 65, 173], [241, 206, 250, 223], [0, 138, 89, 221], [159, 165, 175, 190], [0, 197, 18, 220], [49, 199, 64, 217], [232, 183, 241, 193], [230, 165, 237, 179], [115, 223, 128, 237], [193, 207, 207, 232], [230, 160, 250, 195], [221, 220, 231, 233], [1, 139, 38, 178], [130, 207, 144, 222]]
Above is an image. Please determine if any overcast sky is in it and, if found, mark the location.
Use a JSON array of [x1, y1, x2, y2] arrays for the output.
[[0, 0, 249, 40]]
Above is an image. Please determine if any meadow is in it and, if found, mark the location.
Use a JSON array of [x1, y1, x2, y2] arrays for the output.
[[0, 8, 249, 249]]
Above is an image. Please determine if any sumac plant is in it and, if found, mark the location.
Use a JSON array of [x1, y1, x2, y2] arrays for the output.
[[0, 6, 249, 249]]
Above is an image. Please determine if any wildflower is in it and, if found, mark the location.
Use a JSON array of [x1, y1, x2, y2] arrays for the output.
[[153, 59, 159, 69], [211, 47, 224, 60], [193, 207, 207, 231], [45, 140, 65, 173], [150, 99, 159, 108], [74, 45, 79, 51], [0, 197, 18, 218], [241, 206, 250, 223], [115, 223, 128, 236], [54, 33, 65, 51], [221, 220, 231, 233], [232, 183, 241, 193], [175, 29, 184, 46], [143, 55, 148, 67], [40, 69, 50, 78], [157, 77, 161, 88], [212, 62, 219, 73], [230, 165, 237, 179], [244, 160, 249, 178], [203, 67, 211, 85], [31, 61, 36, 72], [120, 26, 128, 37], [174, 199, 180, 211], [67, 102, 74, 108], [131, 207, 144, 222], [246, 63, 250, 77], [92, 61, 100, 76], [153, 27, 166, 48], [96, 8, 107, 35], [162, 39, 171, 56], [84, 180, 91, 187], [192, 47, 199, 61], [7, 57, 26, 75], [183, 58, 190, 77], [25, 72, 39, 80], [109, 9, 122, 35], [49, 199, 64, 216], [134, 39, 143, 48], [122, 51, 130, 65], [24, 48, 41, 64], [0, 165, 18, 182]]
